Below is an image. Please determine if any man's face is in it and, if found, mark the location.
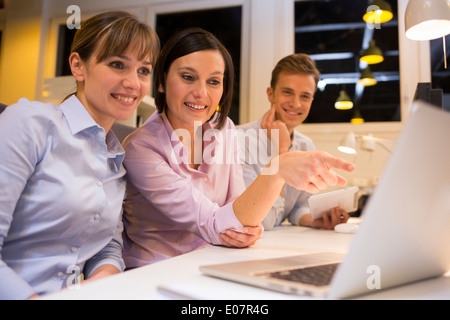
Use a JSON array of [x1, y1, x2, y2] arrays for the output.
[[267, 71, 316, 133]]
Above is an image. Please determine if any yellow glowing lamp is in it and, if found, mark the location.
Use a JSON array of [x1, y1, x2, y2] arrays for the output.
[[359, 67, 377, 87], [351, 109, 365, 124], [351, 117, 365, 124], [360, 40, 384, 64], [363, 0, 393, 24], [334, 90, 354, 110]]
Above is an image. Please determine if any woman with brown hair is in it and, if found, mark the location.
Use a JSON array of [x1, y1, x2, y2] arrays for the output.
[[121, 28, 354, 268], [0, 11, 159, 299]]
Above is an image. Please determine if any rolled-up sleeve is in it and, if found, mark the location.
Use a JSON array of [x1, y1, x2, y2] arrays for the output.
[[84, 217, 125, 277]]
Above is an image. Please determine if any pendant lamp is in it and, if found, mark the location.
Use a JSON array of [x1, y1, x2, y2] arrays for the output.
[[363, 0, 394, 24], [405, 0, 450, 41], [335, 90, 354, 110], [360, 40, 384, 64], [359, 67, 377, 87]]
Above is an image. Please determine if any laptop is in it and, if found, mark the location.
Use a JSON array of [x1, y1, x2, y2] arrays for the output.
[[200, 101, 450, 299]]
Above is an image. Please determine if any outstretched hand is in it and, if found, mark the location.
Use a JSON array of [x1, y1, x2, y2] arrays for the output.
[[275, 150, 355, 194]]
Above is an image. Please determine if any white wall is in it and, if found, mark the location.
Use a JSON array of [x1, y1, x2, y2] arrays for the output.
[[0, 0, 433, 187]]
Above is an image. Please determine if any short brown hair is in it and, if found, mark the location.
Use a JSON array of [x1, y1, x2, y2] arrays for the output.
[[270, 53, 320, 90], [71, 11, 160, 66], [153, 28, 234, 130]]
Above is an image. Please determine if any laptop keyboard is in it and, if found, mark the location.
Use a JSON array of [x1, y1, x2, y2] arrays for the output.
[[268, 263, 339, 287]]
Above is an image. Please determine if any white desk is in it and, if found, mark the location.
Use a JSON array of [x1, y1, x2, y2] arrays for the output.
[[41, 223, 450, 300]]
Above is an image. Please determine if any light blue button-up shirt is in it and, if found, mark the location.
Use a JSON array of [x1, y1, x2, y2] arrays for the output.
[[237, 119, 316, 230], [0, 95, 126, 300]]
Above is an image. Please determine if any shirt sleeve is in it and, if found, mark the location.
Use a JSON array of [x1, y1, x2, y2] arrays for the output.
[[124, 134, 245, 246], [0, 101, 47, 299], [83, 210, 125, 277], [287, 135, 316, 226], [287, 195, 312, 226]]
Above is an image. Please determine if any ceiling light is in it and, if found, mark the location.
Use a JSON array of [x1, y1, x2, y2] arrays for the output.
[[360, 40, 384, 64], [350, 116, 365, 125], [363, 0, 394, 24], [359, 67, 377, 87], [335, 90, 354, 110], [351, 109, 365, 124]]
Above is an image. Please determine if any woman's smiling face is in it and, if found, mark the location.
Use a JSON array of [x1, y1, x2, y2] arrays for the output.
[[161, 49, 225, 133], [71, 45, 153, 130]]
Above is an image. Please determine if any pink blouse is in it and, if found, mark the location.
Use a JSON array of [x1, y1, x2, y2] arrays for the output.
[[122, 112, 246, 267]]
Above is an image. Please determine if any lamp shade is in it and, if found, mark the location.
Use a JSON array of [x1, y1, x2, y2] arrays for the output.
[[405, 0, 450, 41], [335, 90, 354, 110], [350, 116, 365, 124], [351, 109, 365, 124], [359, 67, 377, 86], [360, 40, 384, 64], [363, 0, 394, 24], [338, 132, 357, 154]]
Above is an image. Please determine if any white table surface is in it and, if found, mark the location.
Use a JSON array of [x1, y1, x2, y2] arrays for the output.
[[40, 221, 450, 300]]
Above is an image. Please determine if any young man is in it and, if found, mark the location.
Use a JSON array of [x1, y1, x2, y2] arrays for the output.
[[238, 53, 349, 230]]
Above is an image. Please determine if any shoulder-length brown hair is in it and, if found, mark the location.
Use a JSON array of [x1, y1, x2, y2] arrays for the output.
[[153, 28, 234, 130], [71, 10, 159, 65], [65, 11, 160, 100]]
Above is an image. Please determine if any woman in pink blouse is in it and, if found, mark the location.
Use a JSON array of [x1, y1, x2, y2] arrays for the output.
[[122, 28, 355, 268]]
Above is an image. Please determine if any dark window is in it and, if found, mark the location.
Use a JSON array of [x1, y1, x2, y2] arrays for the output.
[[295, 0, 400, 123], [430, 34, 450, 112], [55, 24, 77, 76], [156, 6, 242, 124]]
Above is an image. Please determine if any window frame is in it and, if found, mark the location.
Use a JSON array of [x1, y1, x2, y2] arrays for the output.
[[147, 0, 251, 125], [39, 0, 432, 135]]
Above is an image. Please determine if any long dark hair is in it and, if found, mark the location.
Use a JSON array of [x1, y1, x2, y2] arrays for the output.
[[153, 28, 234, 130]]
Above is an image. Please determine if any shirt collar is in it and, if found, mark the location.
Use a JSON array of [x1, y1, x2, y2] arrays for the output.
[[159, 111, 223, 168], [160, 111, 221, 145], [60, 95, 125, 170], [106, 131, 125, 171], [60, 95, 99, 135]]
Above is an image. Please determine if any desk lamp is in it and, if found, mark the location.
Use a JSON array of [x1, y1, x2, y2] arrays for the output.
[[405, 0, 450, 68], [338, 132, 393, 154]]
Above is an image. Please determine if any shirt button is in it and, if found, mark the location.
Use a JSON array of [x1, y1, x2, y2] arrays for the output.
[[94, 214, 100, 221], [57, 272, 64, 278], [97, 181, 103, 186], [71, 246, 77, 252], [203, 177, 208, 182]]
